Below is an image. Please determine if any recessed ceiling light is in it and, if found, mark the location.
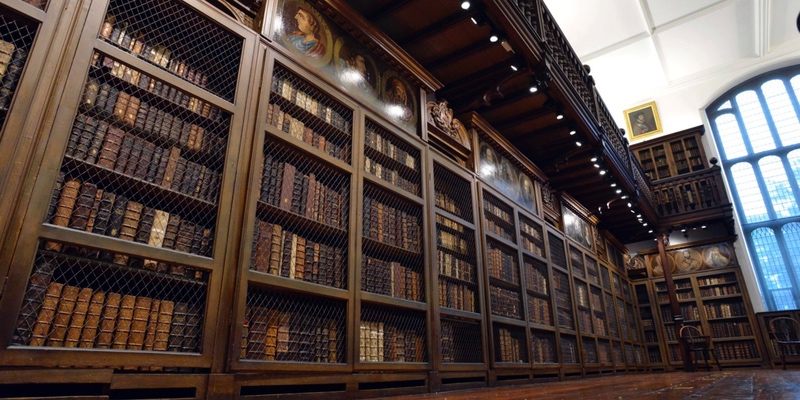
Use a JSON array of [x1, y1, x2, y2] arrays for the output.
[[576, 141, 582, 147], [529, 86, 538, 93], [461, 1, 471, 10]]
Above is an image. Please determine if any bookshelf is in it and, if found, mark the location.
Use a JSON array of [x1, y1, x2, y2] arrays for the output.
[[631, 126, 707, 182], [633, 282, 664, 367], [0, 4, 36, 132], [2, 0, 251, 373], [756, 310, 800, 369]]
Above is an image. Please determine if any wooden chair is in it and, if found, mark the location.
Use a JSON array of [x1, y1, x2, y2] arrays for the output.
[[768, 317, 800, 370], [679, 325, 722, 371]]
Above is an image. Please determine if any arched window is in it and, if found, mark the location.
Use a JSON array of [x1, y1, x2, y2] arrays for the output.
[[707, 65, 800, 310]]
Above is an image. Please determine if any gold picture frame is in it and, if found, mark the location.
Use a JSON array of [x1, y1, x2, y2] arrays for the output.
[[624, 101, 662, 142]]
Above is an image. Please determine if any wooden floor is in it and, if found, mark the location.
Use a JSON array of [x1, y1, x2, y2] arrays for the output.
[[381, 370, 800, 399]]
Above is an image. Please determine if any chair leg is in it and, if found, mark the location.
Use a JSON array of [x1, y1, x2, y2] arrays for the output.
[[701, 350, 710, 371], [712, 349, 722, 371], [781, 347, 787, 370]]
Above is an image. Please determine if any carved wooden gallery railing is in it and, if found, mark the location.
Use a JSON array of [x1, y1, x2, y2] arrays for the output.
[[652, 167, 729, 217]]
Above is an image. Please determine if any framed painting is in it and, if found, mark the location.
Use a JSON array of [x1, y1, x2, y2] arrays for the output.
[[624, 101, 662, 142]]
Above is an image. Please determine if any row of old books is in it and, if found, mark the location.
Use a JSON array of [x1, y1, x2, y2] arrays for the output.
[[716, 340, 759, 360], [527, 296, 551, 325], [487, 245, 519, 285], [577, 309, 592, 334], [0, 39, 27, 110], [569, 249, 585, 278], [647, 348, 662, 363], [437, 230, 468, 254], [440, 320, 480, 363], [700, 284, 740, 297], [361, 256, 423, 302], [574, 284, 589, 308], [434, 190, 462, 217], [271, 72, 350, 133], [484, 216, 514, 243], [657, 290, 694, 303], [93, 53, 224, 123], [250, 219, 346, 289], [65, 114, 222, 204], [260, 153, 345, 229], [709, 321, 752, 338], [495, 327, 525, 363], [359, 321, 425, 363], [593, 313, 607, 336], [362, 196, 421, 252], [525, 261, 548, 295], [484, 199, 512, 222], [531, 334, 557, 363], [243, 306, 340, 363], [703, 301, 745, 319], [697, 274, 737, 286], [560, 336, 578, 364], [490, 286, 522, 319], [365, 127, 417, 171], [364, 156, 420, 195], [16, 272, 201, 354], [100, 14, 213, 95], [266, 103, 348, 162], [438, 249, 475, 282], [582, 340, 598, 364], [589, 290, 603, 312], [47, 175, 213, 261], [438, 280, 476, 312], [82, 77, 226, 161]]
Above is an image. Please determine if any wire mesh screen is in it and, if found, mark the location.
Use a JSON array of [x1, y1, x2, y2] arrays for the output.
[[0, 7, 36, 130], [483, 192, 515, 243], [590, 287, 606, 336], [604, 293, 618, 338], [100, 0, 242, 102], [527, 295, 552, 326], [441, 317, 483, 364], [548, 233, 566, 269], [624, 343, 634, 365], [242, 287, 345, 363], [583, 338, 597, 364], [489, 285, 523, 320], [586, 256, 599, 286], [598, 340, 611, 364], [525, 256, 552, 326], [617, 298, 630, 340], [622, 282, 632, 302], [600, 265, 611, 290], [634, 346, 645, 364], [269, 64, 352, 164], [520, 217, 544, 258], [626, 303, 640, 342], [487, 239, 519, 285], [553, 269, 573, 330], [560, 334, 578, 364], [437, 214, 478, 313], [359, 305, 427, 363], [530, 329, 557, 364], [493, 324, 528, 363], [250, 140, 350, 289], [569, 245, 584, 279], [433, 163, 472, 223], [364, 119, 420, 196], [648, 347, 662, 363], [575, 282, 592, 334], [612, 341, 624, 365], [13, 242, 207, 358]]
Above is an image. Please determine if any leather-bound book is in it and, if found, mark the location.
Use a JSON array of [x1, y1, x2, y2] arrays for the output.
[[198, 166, 212, 200], [29, 282, 64, 346], [167, 302, 189, 352], [135, 207, 155, 244], [160, 147, 181, 188], [134, 102, 149, 131], [85, 121, 109, 165], [143, 210, 169, 270], [279, 163, 296, 211], [69, 182, 97, 231], [50, 177, 81, 233], [11, 258, 56, 345], [142, 299, 160, 350], [95, 83, 111, 111], [267, 224, 282, 275], [111, 294, 136, 349], [295, 237, 306, 280], [96, 126, 125, 169], [169, 117, 183, 143], [179, 122, 193, 147], [267, 157, 283, 206], [174, 219, 194, 254], [134, 142, 155, 180], [189, 223, 204, 256], [181, 305, 202, 353], [279, 230, 293, 278], [105, 195, 128, 238], [90, 191, 116, 236], [115, 199, 142, 257], [171, 158, 188, 192], [73, 116, 97, 161], [63, 287, 93, 347], [65, 114, 86, 158], [127, 296, 152, 350], [179, 161, 198, 195], [78, 291, 105, 348], [114, 134, 134, 173], [275, 311, 290, 361], [113, 91, 130, 121], [245, 307, 266, 359], [161, 213, 181, 251], [253, 220, 271, 272], [0, 47, 27, 109], [153, 299, 174, 351], [305, 174, 316, 219], [122, 137, 144, 177], [146, 146, 163, 183], [45, 172, 66, 227], [199, 228, 213, 257], [0, 40, 13, 80], [159, 112, 174, 140], [123, 95, 140, 126]]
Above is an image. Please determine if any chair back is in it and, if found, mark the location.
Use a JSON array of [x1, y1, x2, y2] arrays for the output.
[[769, 317, 800, 342], [679, 325, 709, 347]]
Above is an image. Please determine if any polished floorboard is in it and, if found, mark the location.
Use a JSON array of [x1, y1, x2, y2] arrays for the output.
[[381, 370, 800, 399]]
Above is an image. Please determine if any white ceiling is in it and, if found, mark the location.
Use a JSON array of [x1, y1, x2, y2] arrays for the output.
[[544, 0, 800, 134]]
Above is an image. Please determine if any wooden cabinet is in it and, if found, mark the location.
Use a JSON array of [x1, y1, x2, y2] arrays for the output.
[[631, 126, 707, 181], [756, 310, 800, 369]]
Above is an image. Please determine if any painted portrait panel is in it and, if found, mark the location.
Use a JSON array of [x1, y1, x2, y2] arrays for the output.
[[381, 71, 417, 125], [275, 1, 334, 68], [563, 206, 593, 250], [333, 37, 379, 98]]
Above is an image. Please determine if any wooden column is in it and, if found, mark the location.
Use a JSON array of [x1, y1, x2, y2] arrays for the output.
[[656, 231, 691, 371]]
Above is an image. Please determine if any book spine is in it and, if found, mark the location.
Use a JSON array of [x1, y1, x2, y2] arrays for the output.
[[63, 287, 93, 348], [12, 259, 56, 345], [42, 283, 80, 348], [111, 294, 136, 349], [127, 296, 152, 350], [168, 302, 189, 352], [29, 282, 64, 347]]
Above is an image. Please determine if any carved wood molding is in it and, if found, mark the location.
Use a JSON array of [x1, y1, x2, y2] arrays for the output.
[[427, 100, 470, 151]]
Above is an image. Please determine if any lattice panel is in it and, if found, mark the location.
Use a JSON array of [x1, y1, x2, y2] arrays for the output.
[[269, 64, 352, 163], [617, 298, 630, 340], [359, 306, 427, 363], [489, 285, 523, 320], [604, 293, 619, 338], [493, 324, 528, 363], [519, 216, 544, 257], [586, 256, 599, 286], [625, 344, 635, 365], [242, 288, 345, 363], [591, 287, 607, 336], [583, 338, 597, 364], [525, 257, 548, 296], [569, 245, 584, 279], [648, 347, 662, 363], [487, 239, 519, 284], [600, 265, 611, 290], [626, 303, 640, 342], [433, 163, 473, 222], [0, 6, 36, 129], [560, 335, 578, 364], [598, 340, 612, 364], [483, 191, 516, 243], [531, 330, 557, 364], [101, 0, 242, 101], [548, 233, 566, 269], [553, 270, 573, 330], [527, 295, 552, 326], [13, 243, 207, 358], [364, 119, 420, 196], [437, 214, 478, 313], [441, 317, 483, 364], [613, 341, 624, 365]]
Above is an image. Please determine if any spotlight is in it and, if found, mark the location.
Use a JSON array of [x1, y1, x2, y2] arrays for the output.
[[489, 32, 500, 43], [681, 227, 687, 232], [599, 169, 606, 175], [701, 225, 707, 229], [593, 163, 600, 168], [575, 141, 582, 147], [636, 214, 641, 218], [610, 182, 617, 187], [615, 189, 622, 194], [643, 222, 648, 226], [511, 65, 518, 71], [627, 202, 632, 208], [569, 129, 576, 135], [556, 110, 564, 119], [621, 195, 628, 199], [529, 85, 538, 93], [590, 156, 598, 162], [648, 230, 653, 233], [461, 0, 471, 10]]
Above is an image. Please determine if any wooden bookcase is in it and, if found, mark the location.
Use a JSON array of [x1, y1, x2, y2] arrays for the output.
[[652, 268, 763, 368], [633, 282, 666, 368], [756, 310, 800, 369], [631, 126, 707, 181]]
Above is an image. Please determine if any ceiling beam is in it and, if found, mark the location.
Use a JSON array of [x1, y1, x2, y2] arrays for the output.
[[366, 0, 416, 21], [424, 40, 497, 72], [399, 9, 478, 47]]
